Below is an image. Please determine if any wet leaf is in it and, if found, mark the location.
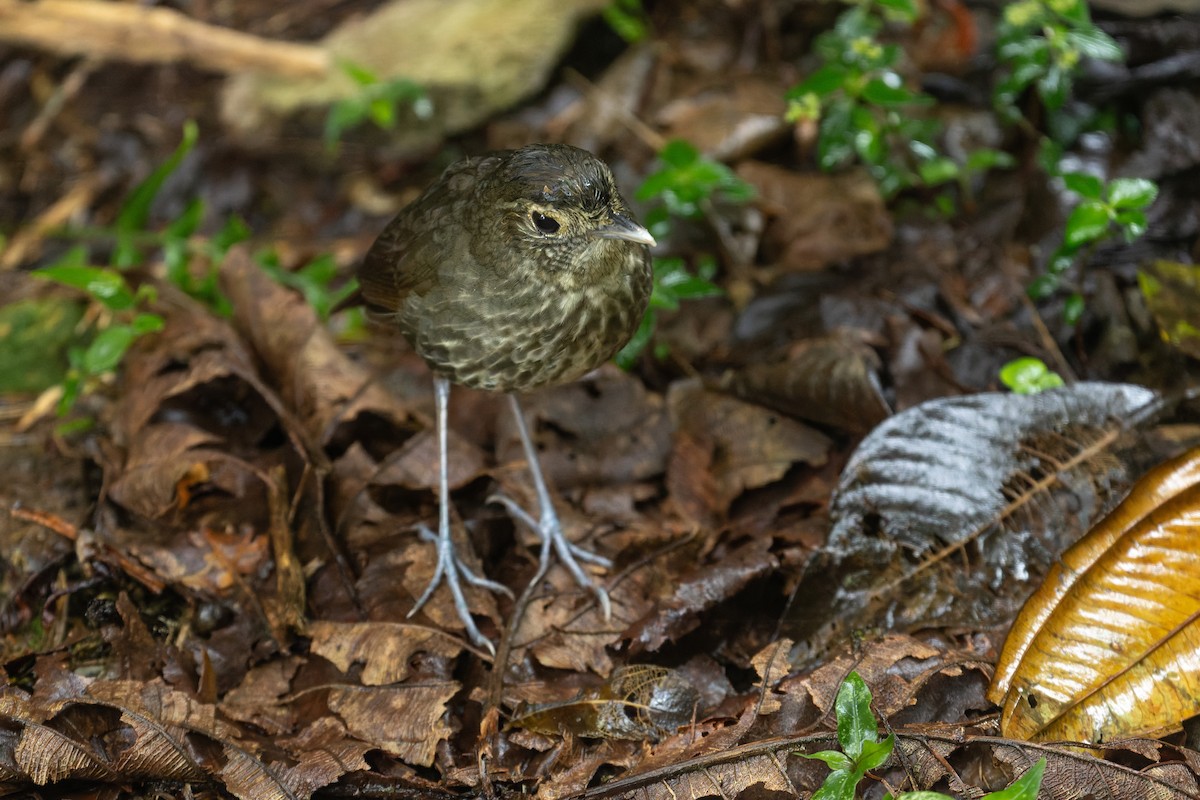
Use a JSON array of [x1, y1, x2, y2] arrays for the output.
[[717, 333, 891, 434], [990, 446, 1200, 743], [786, 383, 1159, 667]]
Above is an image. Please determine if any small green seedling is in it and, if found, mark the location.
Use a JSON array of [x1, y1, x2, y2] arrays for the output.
[[325, 62, 432, 150], [999, 357, 1065, 394], [803, 671, 896, 800], [256, 251, 358, 321], [1031, 174, 1158, 324], [807, 672, 1047, 799], [35, 247, 164, 415], [616, 140, 750, 366], [993, 0, 1124, 138]]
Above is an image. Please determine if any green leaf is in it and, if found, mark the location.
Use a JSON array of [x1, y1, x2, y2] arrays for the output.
[[82, 324, 136, 375], [874, 0, 918, 22], [131, 313, 165, 335], [658, 139, 700, 168], [1107, 177, 1158, 210], [810, 770, 857, 800], [117, 120, 199, 237], [1063, 291, 1085, 325], [835, 672, 877, 760], [1027, 272, 1059, 299], [1115, 208, 1148, 240], [1060, 171, 1103, 199], [982, 758, 1046, 800], [860, 77, 917, 106], [37, 263, 136, 311], [1036, 64, 1070, 111], [340, 60, 378, 86], [999, 357, 1065, 394], [856, 734, 894, 773], [801, 750, 853, 771], [788, 64, 850, 100], [965, 148, 1016, 172], [1063, 200, 1112, 248], [1065, 27, 1123, 61], [325, 98, 369, 148], [917, 157, 960, 186]]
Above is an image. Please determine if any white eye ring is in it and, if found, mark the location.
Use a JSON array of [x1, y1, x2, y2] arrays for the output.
[[531, 211, 560, 234]]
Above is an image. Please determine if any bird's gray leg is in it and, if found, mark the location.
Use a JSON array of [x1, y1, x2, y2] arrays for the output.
[[497, 393, 612, 620], [409, 376, 508, 654]]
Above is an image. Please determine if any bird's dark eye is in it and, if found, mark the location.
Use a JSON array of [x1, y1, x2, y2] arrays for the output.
[[531, 212, 560, 234]]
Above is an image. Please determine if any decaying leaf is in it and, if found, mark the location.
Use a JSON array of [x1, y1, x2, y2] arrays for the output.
[[307, 619, 463, 684], [716, 332, 891, 434], [786, 382, 1160, 666], [990, 445, 1200, 743], [509, 665, 699, 741]]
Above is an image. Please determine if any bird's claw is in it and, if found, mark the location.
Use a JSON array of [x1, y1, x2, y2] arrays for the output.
[[409, 524, 501, 656], [488, 492, 613, 621]]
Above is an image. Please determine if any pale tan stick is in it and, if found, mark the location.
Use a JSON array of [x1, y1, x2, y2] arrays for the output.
[[0, 0, 330, 78]]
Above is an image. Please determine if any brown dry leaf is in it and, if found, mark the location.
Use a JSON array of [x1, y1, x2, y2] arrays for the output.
[[667, 379, 831, 525], [372, 426, 487, 492], [220, 655, 303, 735], [655, 75, 790, 161], [990, 445, 1200, 743], [735, 161, 892, 274], [278, 716, 372, 798], [625, 536, 778, 655], [219, 247, 414, 446], [717, 332, 891, 434], [307, 620, 463, 684], [327, 682, 459, 766], [497, 365, 672, 491]]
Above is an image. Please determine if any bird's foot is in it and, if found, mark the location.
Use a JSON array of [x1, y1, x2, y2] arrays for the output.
[[410, 524, 512, 655], [488, 493, 613, 621]]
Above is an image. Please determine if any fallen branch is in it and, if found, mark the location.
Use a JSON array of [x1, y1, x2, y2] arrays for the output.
[[0, 0, 330, 78]]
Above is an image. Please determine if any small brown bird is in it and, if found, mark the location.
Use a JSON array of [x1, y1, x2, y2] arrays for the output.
[[356, 143, 655, 651]]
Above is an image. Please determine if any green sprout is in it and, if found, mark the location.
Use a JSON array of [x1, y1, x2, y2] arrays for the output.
[[616, 139, 753, 367], [325, 62, 432, 150], [806, 672, 1047, 799]]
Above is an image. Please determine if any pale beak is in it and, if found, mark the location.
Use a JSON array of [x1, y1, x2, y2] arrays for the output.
[[591, 213, 656, 247]]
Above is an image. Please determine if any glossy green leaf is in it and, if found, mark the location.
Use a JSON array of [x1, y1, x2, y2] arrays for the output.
[[1107, 178, 1158, 210], [856, 734, 893, 773], [802, 750, 853, 771], [860, 77, 916, 106], [1000, 357, 1065, 395], [810, 770, 856, 800], [918, 157, 959, 185], [1063, 200, 1111, 248], [835, 672, 878, 759], [788, 64, 850, 100], [82, 325, 136, 375], [37, 263, 135, 311], [1065, 28, 1123, 61], [984, 758, 1045, 800], [1061, 171, 1103, 199]]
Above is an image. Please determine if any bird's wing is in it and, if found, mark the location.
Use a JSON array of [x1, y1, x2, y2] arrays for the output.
[[356, 155, 491, 314]]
